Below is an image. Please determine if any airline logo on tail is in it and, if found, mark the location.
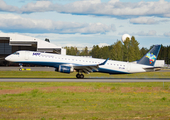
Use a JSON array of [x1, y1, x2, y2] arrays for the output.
[[146, 53, 156, 64]]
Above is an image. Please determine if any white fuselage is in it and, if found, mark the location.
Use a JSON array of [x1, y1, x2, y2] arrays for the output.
[[5, 51, 151, 74]]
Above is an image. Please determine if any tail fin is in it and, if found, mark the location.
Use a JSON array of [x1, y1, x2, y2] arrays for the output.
[[137, 45, 161, 66]]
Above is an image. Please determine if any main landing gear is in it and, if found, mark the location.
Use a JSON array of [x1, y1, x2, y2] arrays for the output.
[[76, 73, 84, 79]]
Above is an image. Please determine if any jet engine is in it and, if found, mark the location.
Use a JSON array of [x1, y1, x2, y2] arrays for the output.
[[55, 65, 74, 73]]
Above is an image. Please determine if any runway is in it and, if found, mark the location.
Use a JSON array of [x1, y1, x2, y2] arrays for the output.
[[0, 78, 170, 82], [0, 67, 54, 71], [0, 67, 170, 72]]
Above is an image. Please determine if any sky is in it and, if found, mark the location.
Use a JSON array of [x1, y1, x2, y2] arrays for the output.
[[0, 0, 170, 48]]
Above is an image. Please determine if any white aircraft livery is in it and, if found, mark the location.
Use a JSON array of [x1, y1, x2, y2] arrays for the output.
[[5, 45, 161, 79]]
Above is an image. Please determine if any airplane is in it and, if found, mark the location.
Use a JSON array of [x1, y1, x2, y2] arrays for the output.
[[5, 45, 161, 79]]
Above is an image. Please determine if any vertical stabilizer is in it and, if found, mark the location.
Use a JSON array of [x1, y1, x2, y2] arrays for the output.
[[137, 45, 161, 66]]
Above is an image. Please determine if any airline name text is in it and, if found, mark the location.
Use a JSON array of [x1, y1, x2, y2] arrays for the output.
[[32, 52, 54, 58]]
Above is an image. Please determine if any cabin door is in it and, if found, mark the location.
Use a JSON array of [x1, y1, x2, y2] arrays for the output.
[[127, 62, 131, 72], [25, 51, 29, 60]]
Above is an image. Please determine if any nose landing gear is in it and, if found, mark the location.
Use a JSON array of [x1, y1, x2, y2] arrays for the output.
[[76, 73, 84, 79], [19, 63, 23, 71]]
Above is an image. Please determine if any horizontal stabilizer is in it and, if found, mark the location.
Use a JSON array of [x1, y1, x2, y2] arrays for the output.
[[143, 67, 161, 71]]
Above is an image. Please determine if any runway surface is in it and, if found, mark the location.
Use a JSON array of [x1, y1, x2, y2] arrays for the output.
[[0, 78, 170, 82], [0, 67, 170, 82], [0, 67, 54, 71], [0, 67, 170, 72]]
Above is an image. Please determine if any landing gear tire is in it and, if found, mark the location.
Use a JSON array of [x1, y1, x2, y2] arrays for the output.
[[19, 68, 22, 71], [76, 73, 84, 79], [80, 74, 84, 79], [76, 74, 80, 78]]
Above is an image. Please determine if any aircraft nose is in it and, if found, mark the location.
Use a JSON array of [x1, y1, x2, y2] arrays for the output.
[[5, 56, 11, 61]]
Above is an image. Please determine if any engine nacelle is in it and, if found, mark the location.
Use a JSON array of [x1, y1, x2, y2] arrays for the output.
[[57, 65, 74, 73]]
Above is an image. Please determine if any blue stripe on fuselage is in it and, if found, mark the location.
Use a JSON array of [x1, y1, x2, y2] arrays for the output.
[[98, 67, 129, 74]]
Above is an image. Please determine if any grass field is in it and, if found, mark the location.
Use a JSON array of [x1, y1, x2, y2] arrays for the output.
[[0, 71, 170, 78], [0, 71, 170, 119], [0, 82, 170, 120]]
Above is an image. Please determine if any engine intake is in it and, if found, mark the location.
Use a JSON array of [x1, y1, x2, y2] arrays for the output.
[[57, 65, 74, 73]]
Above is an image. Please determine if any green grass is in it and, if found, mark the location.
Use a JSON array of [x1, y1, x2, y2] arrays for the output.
[[0, 82, 170, 120], [0, 71, 170, 78], [0, 71, 170, 119]]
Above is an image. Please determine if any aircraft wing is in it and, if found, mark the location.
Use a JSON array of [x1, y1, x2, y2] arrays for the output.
[[73, 58, 109, 74]]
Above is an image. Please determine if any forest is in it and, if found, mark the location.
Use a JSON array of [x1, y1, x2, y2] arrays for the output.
[[64, 36, 170, 64]]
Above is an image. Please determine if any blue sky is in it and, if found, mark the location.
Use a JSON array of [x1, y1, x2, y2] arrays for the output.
[[0, 0, 170, 48]]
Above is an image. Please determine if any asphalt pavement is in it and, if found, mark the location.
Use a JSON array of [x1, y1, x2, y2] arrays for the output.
[[0, 67, 169, 72], [0, 78, 170, 82], [0, 67, 54, 71], [0, 67, 169, 83]]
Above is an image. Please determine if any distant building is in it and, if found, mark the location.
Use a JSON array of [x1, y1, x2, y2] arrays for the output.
[[154, 60, 165, 68], [0, 33, 66, 66]]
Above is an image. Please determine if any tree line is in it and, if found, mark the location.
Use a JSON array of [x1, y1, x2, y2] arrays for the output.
[[64, 36, 170, 64]]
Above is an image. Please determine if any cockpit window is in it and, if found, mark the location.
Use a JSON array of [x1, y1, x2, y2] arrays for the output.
[[13, 52, 19, 55]]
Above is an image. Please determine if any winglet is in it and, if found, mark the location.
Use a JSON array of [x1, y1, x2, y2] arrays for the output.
[[99, 58, 109, 65]]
